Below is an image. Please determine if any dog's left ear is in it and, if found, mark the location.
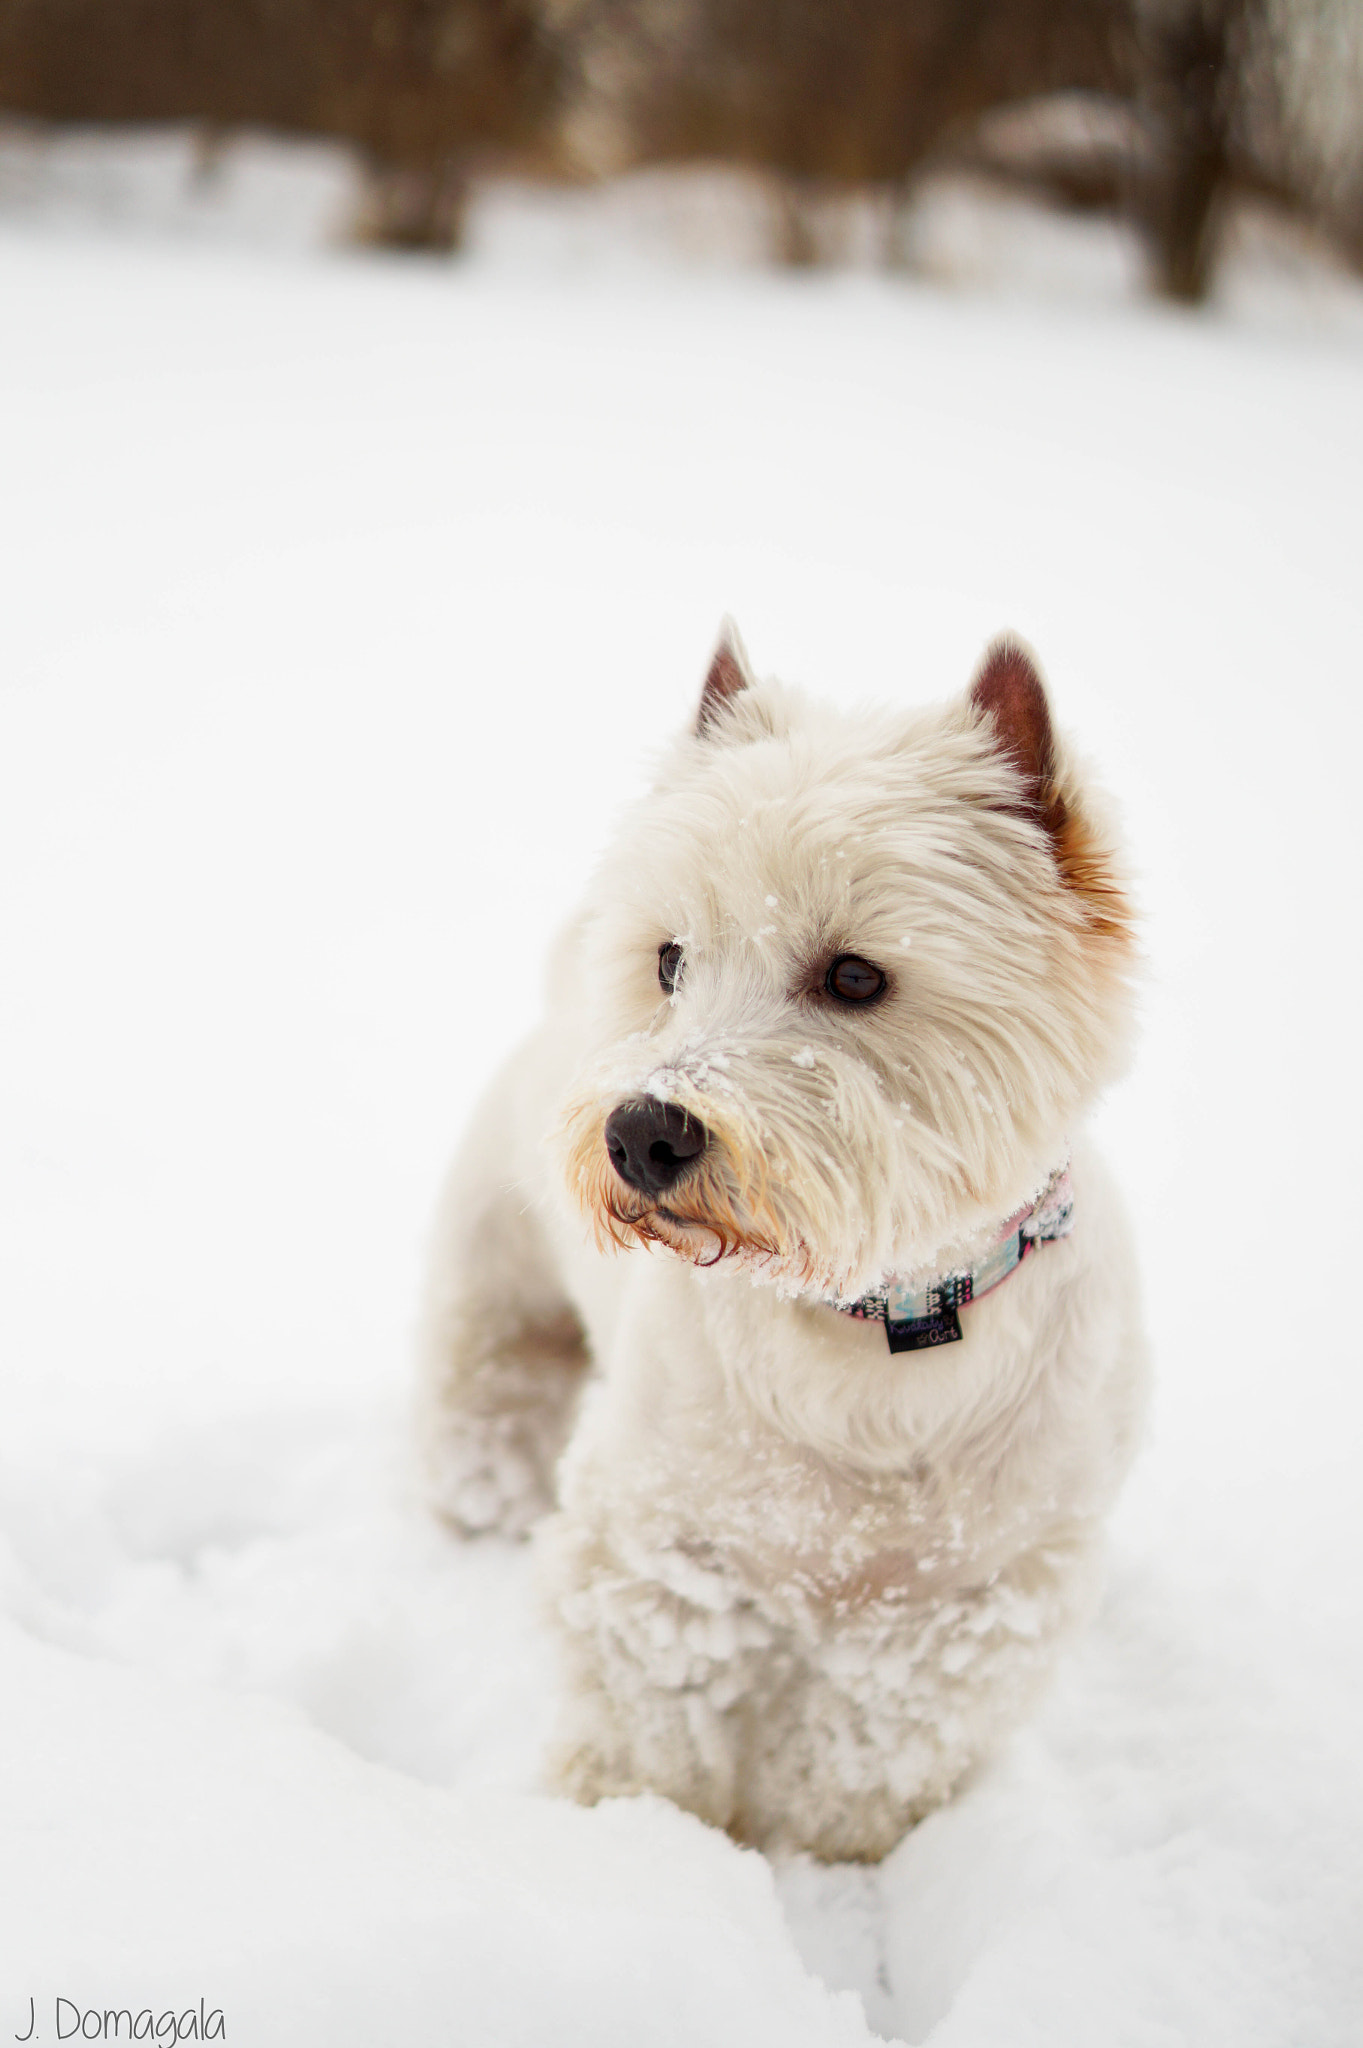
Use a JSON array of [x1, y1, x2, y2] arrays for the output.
[[696, 618, 755, 738], [969, 636, 1132, 943], [968, 636, 1061, 826]]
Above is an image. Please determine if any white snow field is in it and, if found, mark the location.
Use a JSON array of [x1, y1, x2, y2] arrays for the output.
[[2, 163, 1362, 2045]]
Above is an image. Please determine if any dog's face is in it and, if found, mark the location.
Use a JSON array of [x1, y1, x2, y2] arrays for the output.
[[559, 628, 1135, 1299]]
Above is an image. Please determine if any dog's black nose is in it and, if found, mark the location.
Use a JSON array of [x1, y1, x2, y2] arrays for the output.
[[604, 1099, 710, 1197]]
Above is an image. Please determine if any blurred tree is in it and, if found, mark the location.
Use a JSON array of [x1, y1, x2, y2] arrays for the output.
[[554, 0, 1132, 260], [0, 0, 562, 246], [1239, 0, 1363, 267], [1133, 0, 1261, 298], [552, 0, 1363, 295], [556, 0, 1125, 184], [1, 0, 1358, 285]]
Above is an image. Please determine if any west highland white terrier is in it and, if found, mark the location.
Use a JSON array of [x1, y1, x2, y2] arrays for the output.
[[419, 626, 1147, 1861]]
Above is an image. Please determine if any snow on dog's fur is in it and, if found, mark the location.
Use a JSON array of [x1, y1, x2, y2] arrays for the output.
[[418, 625, 1148, 1860]]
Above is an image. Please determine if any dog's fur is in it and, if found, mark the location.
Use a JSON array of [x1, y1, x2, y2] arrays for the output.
[[418, 627, 1147, 1861]]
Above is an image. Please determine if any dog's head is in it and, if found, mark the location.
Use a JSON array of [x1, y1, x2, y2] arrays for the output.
[[558, 624, 1136, 1300]]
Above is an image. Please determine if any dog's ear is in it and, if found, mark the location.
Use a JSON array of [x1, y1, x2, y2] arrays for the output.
[[696, 619, 755, 739], [968, 636, 1058, 822], [970, 636, 1132, 944]]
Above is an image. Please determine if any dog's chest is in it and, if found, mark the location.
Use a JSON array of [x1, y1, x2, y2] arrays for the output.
[[625, 1403, 1048, 1622], [565, 1229, 1101, 1614]]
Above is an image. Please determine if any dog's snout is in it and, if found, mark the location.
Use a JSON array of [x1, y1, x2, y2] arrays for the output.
[[605, 1100, 710, 1197]]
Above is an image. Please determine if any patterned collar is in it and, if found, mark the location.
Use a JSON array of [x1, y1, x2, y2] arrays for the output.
[[838, 1162, 1074, 1354]]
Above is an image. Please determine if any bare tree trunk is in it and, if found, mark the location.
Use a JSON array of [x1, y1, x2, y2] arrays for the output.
[[885, 173, 921, 271], [1138, 0, 1242, 299], [190, 121, 228, 187], [354, 155, 468, 250], [770, 173, 820, 265]]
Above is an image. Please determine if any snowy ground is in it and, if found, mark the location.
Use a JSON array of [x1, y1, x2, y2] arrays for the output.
[[1, 140, 1362, 2045]]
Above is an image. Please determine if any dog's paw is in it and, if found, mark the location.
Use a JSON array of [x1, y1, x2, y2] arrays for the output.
[[544, 1723, 734, 1832], [422, 1412, 558, 1539], [543, 1733, 625, 1808]]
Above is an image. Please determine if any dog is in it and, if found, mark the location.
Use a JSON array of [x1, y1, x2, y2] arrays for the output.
[[418, 624, 1147, 1861]]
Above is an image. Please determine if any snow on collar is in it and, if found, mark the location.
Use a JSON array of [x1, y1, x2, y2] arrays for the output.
[[838, 1161, 1074, 1354]]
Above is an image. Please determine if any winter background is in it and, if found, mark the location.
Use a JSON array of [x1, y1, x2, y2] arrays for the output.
[[2, 128, 1362, 2047]]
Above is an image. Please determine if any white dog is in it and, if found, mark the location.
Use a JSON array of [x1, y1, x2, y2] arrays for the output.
[[418, 626, 1147, 1861]]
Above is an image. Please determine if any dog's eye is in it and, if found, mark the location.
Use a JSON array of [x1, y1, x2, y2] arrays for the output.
[[658, 941, 684, 994], [824, 954, 886, 1005]]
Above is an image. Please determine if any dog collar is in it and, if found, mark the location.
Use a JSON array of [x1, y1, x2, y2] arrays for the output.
[[838, 1163, 1074, 1354]]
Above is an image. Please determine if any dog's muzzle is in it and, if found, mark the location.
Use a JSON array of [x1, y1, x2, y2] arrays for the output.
[[604, 1099, 711, 1199]]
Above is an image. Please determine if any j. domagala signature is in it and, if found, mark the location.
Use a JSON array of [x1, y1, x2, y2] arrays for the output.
[[14, 1999, 224, 2041]]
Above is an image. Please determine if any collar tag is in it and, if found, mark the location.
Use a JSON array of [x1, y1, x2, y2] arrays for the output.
[[886, 1305, 964, 1353], [846, 1271, 971, 1351]]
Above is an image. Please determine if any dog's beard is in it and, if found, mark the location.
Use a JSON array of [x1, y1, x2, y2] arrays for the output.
[[558, 1094, 839, 1296]]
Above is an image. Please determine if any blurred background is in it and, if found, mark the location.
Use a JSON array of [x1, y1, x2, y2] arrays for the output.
[[1, 0, 1361, 297], [1, 6, 1361, 2041]]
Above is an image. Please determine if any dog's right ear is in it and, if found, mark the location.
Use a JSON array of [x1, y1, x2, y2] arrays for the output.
[[695, 619, 755, 739]]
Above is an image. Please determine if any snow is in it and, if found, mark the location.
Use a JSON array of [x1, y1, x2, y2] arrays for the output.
[[2, 148, 1362, 2044], [2, 1620, 871, 2046]]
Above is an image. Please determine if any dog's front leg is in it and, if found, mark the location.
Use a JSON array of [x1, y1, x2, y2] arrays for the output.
[[417, 1041, 590, 1537], [537, 1506, 779, 1832]]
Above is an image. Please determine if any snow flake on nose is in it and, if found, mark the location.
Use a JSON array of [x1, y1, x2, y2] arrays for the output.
[[791, 1047, 817, 1069], [647, 1047, 733, 1095], [764, 895, 780, 908]]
